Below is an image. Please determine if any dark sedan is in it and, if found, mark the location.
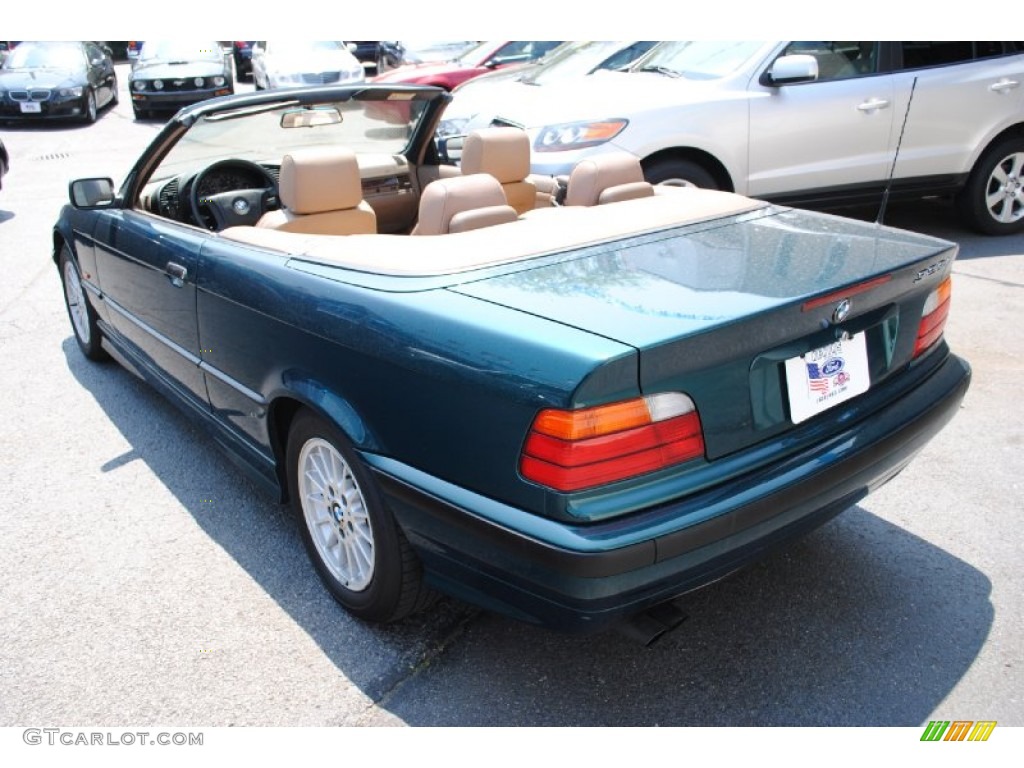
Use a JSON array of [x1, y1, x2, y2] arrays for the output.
[[0, 41, 117, 123], [129, 40, 233, 119]]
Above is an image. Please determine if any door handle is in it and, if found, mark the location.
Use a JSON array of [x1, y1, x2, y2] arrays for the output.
[[856, 98, 890, 112], [165, 262, 188, 288], [989, 78, 1020, 94]]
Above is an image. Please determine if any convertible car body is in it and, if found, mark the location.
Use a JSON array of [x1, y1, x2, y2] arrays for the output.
[[54, 85, 970, 634]]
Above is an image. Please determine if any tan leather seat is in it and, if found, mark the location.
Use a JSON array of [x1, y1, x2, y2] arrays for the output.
[[257, 146, 376, 235], [412, 174, 518, 236], [566, 153, 654, 207], [460, 127, 537, 215]]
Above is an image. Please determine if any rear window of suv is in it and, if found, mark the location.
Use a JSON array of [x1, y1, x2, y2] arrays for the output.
[[900, 42, 1014, 68]]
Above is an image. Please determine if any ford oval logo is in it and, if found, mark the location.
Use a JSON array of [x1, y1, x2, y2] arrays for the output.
[[822, 358, 845, 376], [832, 299, 851, 325]]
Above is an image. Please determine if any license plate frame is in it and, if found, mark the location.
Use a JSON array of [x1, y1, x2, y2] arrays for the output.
[[784, 332, 870, 424]]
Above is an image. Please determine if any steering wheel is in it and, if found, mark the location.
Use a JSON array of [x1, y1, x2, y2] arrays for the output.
[[189, 158, 280, 231]]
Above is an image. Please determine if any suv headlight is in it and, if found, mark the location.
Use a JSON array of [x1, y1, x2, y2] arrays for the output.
[[534, 119, 629, 152]]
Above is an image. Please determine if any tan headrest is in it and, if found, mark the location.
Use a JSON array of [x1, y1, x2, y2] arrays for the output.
[[599, 181, 654, 205], [567, 153, 649, 207], [414, 174, 513, 236], [449, 205, 518, 234], [461, 128, 531, 184], [279, 147, 364, 215]]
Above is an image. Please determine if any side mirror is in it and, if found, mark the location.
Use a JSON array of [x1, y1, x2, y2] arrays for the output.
[[69, 178, 116, 209], [346, 42, 357, 53], [761, 54, 819, 87]]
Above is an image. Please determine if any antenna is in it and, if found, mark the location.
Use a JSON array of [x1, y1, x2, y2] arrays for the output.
[[876, 76, 918, 226]]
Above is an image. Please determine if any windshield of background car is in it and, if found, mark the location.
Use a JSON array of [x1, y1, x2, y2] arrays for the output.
[[402, 41, 477, 61], [268, 41, 349, 55], [143, 94, 431, 186], [632, 41, 766, 79], [3, 42, 83, 70], [139, 41, 223, 63], [457, 41, 500, 65], [526, 41, 644, 84]]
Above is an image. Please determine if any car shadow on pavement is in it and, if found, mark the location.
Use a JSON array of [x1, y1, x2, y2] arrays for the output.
[[381, 506, 994, 725], [64, 338, 992, 726], [62, 339, 479, 706]]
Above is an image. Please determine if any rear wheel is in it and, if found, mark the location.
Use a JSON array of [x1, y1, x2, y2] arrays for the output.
[[59, 245, 108, 361], [287, 410, 435, 623], [957, 137, 1024, 235], [642, 157, 719, 190]]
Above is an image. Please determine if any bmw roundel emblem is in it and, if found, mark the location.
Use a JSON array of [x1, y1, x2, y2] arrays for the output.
[[832, 299, 851, 325]]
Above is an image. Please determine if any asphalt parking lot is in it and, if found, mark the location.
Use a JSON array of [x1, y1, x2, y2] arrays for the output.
[[0, 62, 1022, 731]]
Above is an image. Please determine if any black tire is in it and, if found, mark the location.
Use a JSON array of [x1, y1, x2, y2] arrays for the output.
[[286, 409, 436, 623], [82, 89, 97, 124], [642, 157, 719, 190], [956, 137, 1024, 236], [110, 77, 119, 106], [59, 245, 108, 362], [132, 105, 145, 120]]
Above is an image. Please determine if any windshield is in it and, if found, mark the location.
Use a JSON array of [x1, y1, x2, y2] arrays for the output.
[[140, 41, 223, 63], [402, 40, 477, 60], [457, 41, 500, 65], [4, 42, 83, 70], [145, 92, 433, 185], [632, 41, 766, 79], [526, 41, 635, 84], [267, 41, 349, 56]]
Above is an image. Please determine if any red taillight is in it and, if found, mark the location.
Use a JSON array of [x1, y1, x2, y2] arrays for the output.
[[914, 277, 952, 358], [520, 393, 705, 492]]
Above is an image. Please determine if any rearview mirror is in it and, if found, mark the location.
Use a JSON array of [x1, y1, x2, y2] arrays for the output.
[[281, 107, 344, 128]]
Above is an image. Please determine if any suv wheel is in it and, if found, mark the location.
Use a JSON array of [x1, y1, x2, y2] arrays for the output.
[[958, 137, 1024, 235], [643, 157, 719, 190]]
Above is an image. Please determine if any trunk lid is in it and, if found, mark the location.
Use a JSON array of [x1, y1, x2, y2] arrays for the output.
[[450, 206, 957, 459]]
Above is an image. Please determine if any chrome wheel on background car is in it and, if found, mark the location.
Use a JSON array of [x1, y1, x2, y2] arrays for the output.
[[286, 410, 436, 622], [959, 138, 1024, 235]]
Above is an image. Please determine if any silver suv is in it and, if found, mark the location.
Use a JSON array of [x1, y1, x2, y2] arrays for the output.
[[482, 41, 1024, 235]]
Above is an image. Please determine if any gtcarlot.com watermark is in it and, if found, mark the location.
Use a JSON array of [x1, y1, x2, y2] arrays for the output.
[[23, 728, 203, 747]]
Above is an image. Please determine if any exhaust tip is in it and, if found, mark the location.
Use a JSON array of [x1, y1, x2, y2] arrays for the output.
[[614, 601, 688, 647]]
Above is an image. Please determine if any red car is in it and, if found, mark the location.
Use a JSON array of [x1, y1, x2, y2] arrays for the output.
[[372, 40, 563, 90]]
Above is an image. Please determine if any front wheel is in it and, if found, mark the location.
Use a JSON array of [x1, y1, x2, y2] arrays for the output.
[[82, 89, 97, 124], [59, 245, 108, 361], [287, 410, 436, 623], [642, 157, 719, 190], [957, 138, 1024, 235]]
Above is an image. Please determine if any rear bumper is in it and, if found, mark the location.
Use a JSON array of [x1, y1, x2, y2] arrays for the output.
[[371, 351, 971, 633]]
